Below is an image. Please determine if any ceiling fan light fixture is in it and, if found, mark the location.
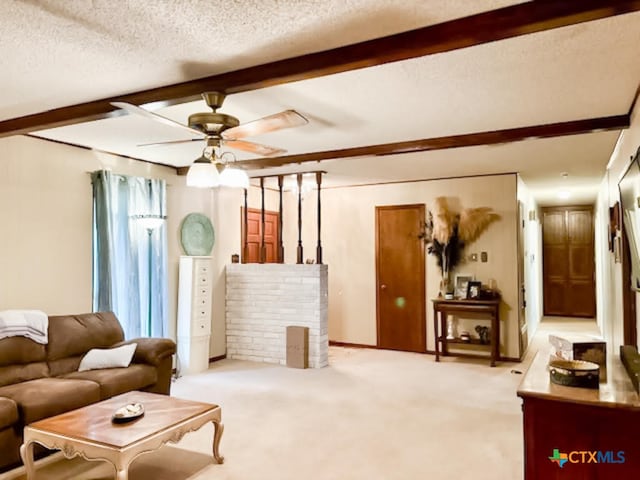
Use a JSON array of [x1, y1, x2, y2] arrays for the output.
[[219, 165, 250, 189], [186, 155, 220, 188]]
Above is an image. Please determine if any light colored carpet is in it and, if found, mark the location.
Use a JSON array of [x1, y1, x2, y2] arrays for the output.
[[3, 317, 599, 480]]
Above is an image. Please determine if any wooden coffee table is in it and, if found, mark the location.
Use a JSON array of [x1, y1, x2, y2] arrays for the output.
[[20, 391, 223, 480]]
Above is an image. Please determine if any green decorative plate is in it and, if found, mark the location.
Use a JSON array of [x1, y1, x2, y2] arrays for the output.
[[180, 213, 215, 256]]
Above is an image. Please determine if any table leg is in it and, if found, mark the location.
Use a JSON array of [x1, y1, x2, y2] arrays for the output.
[[212, 420, 224, 464], [19, 441, 35, 480], [113, 457, 130, 480], [433, 307, 440, 362], [491, 313, 498, 367], [442, 314, 449, 356]]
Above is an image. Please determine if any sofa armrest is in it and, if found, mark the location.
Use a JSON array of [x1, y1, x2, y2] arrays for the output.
[[113, 338, 176, 367], [0, 397, 18, 429]]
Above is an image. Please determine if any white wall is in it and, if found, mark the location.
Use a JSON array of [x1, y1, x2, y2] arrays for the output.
[[516, 177, 543, 346], [596, 101, 640, 350], [292, 174, 521, 359], [0, 136, 93, 314], [0, 135, 217, 353], [209, 187, 242, 357], [595, 174, 616, 342]]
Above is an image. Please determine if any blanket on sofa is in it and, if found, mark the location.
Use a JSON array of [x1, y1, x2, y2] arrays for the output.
[[0, 310, 48, 344]]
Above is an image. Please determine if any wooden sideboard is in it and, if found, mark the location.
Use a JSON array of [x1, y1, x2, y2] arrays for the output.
[[517, 351, 640, 479], [432, 298, 500, 366]]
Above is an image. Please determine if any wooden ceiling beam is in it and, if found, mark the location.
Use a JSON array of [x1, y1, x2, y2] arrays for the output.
[[212, 115, 628, 171], [2, 0, 639, 138]]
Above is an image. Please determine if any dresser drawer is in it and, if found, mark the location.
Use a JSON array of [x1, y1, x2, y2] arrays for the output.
[[192, 295, 211, 310], [196, 262, 210, 275], [193, 307, 209, 319], [193, 317, 211, 335], [177, 255, 212, 345], [195, 285, 209, 297]]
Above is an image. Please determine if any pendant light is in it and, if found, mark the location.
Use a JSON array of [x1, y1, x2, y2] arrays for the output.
[[186, 154, 220, 188], [217, 151, 249, 189], [219, 165, 250, 189]]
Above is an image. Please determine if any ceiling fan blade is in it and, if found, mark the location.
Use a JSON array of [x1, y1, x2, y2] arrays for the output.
[[222, 110, 308, 140], [111, 102, 204, 137], [223, 139, 286, 157], [137, 138, 204, 147]]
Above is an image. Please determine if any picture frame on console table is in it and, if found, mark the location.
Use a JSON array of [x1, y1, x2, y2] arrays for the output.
[[454, 274, 473, 300], [467, 281, 481, 299]]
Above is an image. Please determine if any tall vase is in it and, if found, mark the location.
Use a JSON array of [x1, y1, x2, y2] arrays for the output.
[[439, 271, 451, 298], [439, 251, 451, 297]]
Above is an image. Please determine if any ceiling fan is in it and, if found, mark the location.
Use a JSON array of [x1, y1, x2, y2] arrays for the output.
[[111, 91, 308, 157]]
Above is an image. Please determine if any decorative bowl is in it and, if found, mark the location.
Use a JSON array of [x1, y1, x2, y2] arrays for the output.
[[549, 359, 600, 389], [111, 403, 145, 423]]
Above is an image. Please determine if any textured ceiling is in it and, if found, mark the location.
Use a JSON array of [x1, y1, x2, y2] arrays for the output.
[[3, 1, 639, 205], [0, 0, 521, 119]]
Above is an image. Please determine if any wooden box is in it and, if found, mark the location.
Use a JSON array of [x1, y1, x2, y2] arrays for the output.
[[286, 326, 309, 369], [548, 334, 606, 378]]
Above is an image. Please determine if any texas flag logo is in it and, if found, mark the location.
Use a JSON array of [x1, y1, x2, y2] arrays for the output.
[[549, 449, 569, 468]]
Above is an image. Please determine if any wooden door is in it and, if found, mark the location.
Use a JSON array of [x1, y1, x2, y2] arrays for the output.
[[542, 206, 595, 317], [376, 204, 426, 352], [241, 208, 279, 263]]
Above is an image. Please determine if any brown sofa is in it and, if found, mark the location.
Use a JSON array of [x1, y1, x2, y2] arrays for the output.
[[0, 311, 176, 471]]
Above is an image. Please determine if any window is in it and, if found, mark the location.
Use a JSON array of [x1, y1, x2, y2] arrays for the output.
[[91, 171, 168, 339]]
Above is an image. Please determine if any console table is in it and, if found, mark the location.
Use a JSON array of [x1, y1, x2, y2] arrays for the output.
[[432, 298, 500, 367], [517, 351, 640, 479]]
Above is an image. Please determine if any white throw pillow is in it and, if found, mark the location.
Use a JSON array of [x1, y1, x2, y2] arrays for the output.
[[78, 343, 137, 372]]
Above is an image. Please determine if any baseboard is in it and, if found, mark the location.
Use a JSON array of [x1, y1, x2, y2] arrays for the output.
[[329, 341, 519, 363], [330, 341, 435, 355], [329, 340, 379, 349], [171, 354, 226, 375], [500, 356, 521, 363]]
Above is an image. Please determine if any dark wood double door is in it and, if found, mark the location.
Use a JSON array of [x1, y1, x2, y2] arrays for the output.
[[241, 208, 280, 263], [542, 206, 595, 317]]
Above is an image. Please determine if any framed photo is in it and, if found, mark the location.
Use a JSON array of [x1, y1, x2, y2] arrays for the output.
[[454, 274, 473, 299], [467, 281, 482, 299], [609, 201, 621, 252]]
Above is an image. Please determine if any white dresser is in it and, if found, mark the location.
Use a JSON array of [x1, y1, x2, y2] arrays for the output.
[[177, 256, 212, 375]]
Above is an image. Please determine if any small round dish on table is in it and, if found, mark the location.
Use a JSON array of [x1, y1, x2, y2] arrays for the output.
[[111, 403, 145, 423]]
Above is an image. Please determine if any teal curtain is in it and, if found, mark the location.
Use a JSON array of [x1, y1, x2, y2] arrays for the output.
[[91, 170, 168, 339]]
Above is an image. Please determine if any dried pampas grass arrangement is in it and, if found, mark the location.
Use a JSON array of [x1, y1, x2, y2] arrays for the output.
[[431, 197, 456, 244], [423, 197, 500, 278], [458, 207, 500, 244]]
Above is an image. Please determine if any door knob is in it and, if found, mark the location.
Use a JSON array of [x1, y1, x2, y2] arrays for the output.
[[380, 284, 387, 290]]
